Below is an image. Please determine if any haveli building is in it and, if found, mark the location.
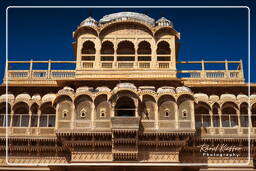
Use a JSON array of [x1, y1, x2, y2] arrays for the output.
[[0, 11, 256, 171]]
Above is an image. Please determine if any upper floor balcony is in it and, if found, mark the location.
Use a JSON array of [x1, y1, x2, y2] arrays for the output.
[[3, 59, 244, 85]]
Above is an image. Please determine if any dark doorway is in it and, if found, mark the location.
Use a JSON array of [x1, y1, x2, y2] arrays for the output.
[[115, 97, 135, 117]]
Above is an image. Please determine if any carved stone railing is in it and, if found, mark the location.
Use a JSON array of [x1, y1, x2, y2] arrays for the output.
[[198, 127, 250, 138], [4, 60, 244, 84], [0, 127, 55, 136], [177, 60, 244, 83], [111, 117, 140, 129]]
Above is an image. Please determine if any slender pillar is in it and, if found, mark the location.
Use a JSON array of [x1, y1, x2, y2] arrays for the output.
[[71, 103, 76, 129], [95, 39, 101, 69], [225, 60, 229, 78], [175, 103, 179, 129], [201, 60, 205, 78], [190, 101, 195, 129], [114, 39, 118, 69], [155, 102, 159, 129], [134, 43, 138, 68], [37, 109, 41, 128], [218, 108, 222, 128], [48, 60, 51, 78], [10, 110, 14, 127], [91, 101, 95, 129], [28, 109, 32, 128], [209, 111, 213, 128], [249, 106, 253, 128], [77, 42, 83, 70], [29, 59, 33, 78], [236, 108, 241, 127], [152, 43, 157, 69]]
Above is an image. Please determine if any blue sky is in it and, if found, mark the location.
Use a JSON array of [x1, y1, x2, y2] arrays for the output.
[[0, 1, 255, 83]]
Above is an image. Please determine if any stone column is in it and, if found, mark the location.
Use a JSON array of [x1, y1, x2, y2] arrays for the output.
[[190, 101, 195, 129], [76, 41, 83, 70], [154, 101, 159, 129], [91, 101, 95, 129], [236, 108, 241, 127], [114, 39, 118, 69], [151, 41, 157, 69], [218, 108, 222, 128], [10, 110, 14, 127], [134, 42, 138, 68], [201, 60, 205, 78], [47, 60, 51, 79], [225, 59, 229, 78], [71, 103, 76, 129], [135, 99, 138, 117], [175, 103, 179, 129], [37, 109, 41, 128], [28, 108, 32, 128], [95, 39, 101, 69], [209, 110, 213, 128], [29, 59, 33, 78], [37, 108, 41, 135], [249, 106, 253, 128]]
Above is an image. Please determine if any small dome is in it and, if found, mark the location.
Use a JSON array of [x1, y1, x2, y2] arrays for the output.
[[0, 94, 15, 101], [16, 93, 31, 101], [250, 94, 256, 100], [96, 86, 111, 92], [237, 94, 248, 101], [58, 87, 74, 95], [176, 86, 191, 93], [220, 94, 236, 101], [156, 17, 173, 27], [115, 83, 136, 90], [194, 93, 209, 101], [99, 12, 155, 26], [157, 86, 175, 93], [80, 16, 98, 27], [76, 86, 94, 93], [209, 95, 219, 101], [63, 86, 74, 92], [32, 94, 41, 101], [42, 94, 56, 103]]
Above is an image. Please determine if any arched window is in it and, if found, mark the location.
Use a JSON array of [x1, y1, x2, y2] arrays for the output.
[[158, 95, 175, 120], [81, 41, 95, 61], [240, 103, 249, 127], [40, 102, 56, 127], [157, 41, 171, 61], [101, 41, 114, 61], [0, 102, 11, 127], [117, 41, 135, 62], [115, 97, 135, 117], [251, 103, 256, 127], [142, 95, 155, 120], [212, 103, 220, 127], [12, 102, 29, 127], [221, 102, 238, 127], [138, 41, 151, 61], [94, 94, 110, 119], [75, 95, 93, 120], [101, 41, 114, 54], [195, 103, 210, 128], [82, 41, 95, 54], [117, 41, 135, 54]]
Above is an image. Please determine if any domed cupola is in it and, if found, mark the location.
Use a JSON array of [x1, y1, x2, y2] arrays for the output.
[[156, 17, 173, 27], [80, 16, 98, 27], [99, 12, 155, 26]]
